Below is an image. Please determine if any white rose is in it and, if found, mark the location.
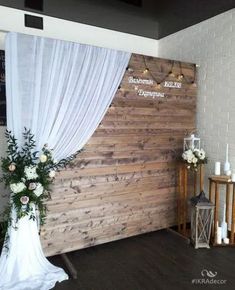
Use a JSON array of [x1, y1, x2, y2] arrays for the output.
[[24, 165, 38, 180], [33, 183, 44, 197], [49, 170, 56, 178], [10, 182, 26, 193], [39, 154, 47, 163]]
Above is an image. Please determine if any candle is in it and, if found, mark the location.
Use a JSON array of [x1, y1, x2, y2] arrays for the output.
[[226, 170, 231, 176], [215, 162, 220, 175], [217, 226, 222, 244], [223, 238, 229, 244], [224, 144, 230, 173], [226, 143, 228, 163], [221, 204, 228, 239], [232, 173, 235, 182]]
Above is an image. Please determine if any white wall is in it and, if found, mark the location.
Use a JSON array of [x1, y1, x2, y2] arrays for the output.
[[158, 9, 235, 224]]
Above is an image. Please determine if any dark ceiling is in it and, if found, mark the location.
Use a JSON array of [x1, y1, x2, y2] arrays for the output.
[[0, 0, 234, 39]]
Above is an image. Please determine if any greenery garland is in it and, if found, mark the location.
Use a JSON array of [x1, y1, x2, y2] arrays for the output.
[[0, 128, 81, 233]]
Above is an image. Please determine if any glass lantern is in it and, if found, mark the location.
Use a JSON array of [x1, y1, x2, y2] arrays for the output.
[[184, 134, 200, 151], [190, 191, 214, 249]]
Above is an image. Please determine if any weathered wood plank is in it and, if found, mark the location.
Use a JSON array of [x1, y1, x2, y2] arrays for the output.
[[41, 54, 196, 257]]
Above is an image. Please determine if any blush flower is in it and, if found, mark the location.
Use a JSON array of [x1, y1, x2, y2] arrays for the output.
[[8, 163, 16, 172], [28, 182, 37, 190], [20, 196, 29, 205]]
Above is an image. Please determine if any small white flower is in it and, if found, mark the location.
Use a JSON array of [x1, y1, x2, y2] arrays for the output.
[[10, 182, 26, 193], [24, 165, 38, 180], [33, 183, 44, 197], [49, 170, 56, 178], [8, 163, 16, 172], [39, 154, 47, 163]]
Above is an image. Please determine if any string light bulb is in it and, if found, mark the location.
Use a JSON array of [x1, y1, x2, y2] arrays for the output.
[[191, 81, 197, 87], [178, 74, 184, 81], [126, 66, 134, 73], [168, 71, 175, 77], [156, 83, 161, 89], [143, 68, 149, 74]]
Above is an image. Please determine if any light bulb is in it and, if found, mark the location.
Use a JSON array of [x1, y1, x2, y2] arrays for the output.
[[143, 68, 149, 74], [178, 74, 184, 80]]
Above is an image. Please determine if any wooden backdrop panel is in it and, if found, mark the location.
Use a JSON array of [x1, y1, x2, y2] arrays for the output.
[[41, 54, 197, 256]]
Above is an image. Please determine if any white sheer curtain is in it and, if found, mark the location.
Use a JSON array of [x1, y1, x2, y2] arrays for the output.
[[6, 32, 130, 160], [0, 32, 131, 290]]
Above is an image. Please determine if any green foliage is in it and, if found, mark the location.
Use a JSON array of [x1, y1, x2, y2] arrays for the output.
[[0, 128, 80, 232]]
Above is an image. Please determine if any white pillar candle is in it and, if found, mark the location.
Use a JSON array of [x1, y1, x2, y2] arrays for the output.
[[226, 143, 229, 162], [232, 173, 235, 182], [226, 170, 231, 176], [217, 226, 222, 244], [223, 237, 230, 244], [221, 204, 228, 239], [215, 162, 220, 175], [224, 144, 230, 173]]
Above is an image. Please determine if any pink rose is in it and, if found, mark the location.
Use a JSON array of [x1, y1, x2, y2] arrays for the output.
[[20, 196, 29, 205]]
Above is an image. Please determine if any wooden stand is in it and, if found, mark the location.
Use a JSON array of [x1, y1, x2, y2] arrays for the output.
[[178, 163, 204, 236], [61, 253, 78, 279], [209, 176, 235, 245]]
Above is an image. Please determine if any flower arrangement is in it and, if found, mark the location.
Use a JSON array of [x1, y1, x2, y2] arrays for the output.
[[182, 148, 207, 171], [0, 128, 79, 228]]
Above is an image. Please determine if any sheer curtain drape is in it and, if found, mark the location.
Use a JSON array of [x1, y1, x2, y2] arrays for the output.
[[0, 32, 130, 290], [6, 32, 130, 160]]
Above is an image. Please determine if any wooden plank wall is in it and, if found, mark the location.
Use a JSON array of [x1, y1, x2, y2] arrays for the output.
[[41, 54, 197, 256]]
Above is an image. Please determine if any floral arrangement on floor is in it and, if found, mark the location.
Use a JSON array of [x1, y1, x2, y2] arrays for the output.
[[0, 128, 79, 229], [182, 148, 207, 171]]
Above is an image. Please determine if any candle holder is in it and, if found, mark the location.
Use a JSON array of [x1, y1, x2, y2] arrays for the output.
[[183, 134, 200, 151], [190, 191, 214, 249]]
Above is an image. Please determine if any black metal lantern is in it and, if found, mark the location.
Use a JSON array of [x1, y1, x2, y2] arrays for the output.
[[190, 191, 214, 249]]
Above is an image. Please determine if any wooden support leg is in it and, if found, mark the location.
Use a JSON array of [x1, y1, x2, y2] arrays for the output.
[[231, 185, 235, 244], [199, 164, 204, 192], [226, 184, 230, 224], [209, 180, 214, 241], [61, 253, 78, 279], [194, 170, 197, 196], [183, 167, 187, 235], [178, 165, 183, 233], [214, 183, 219, 245]]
